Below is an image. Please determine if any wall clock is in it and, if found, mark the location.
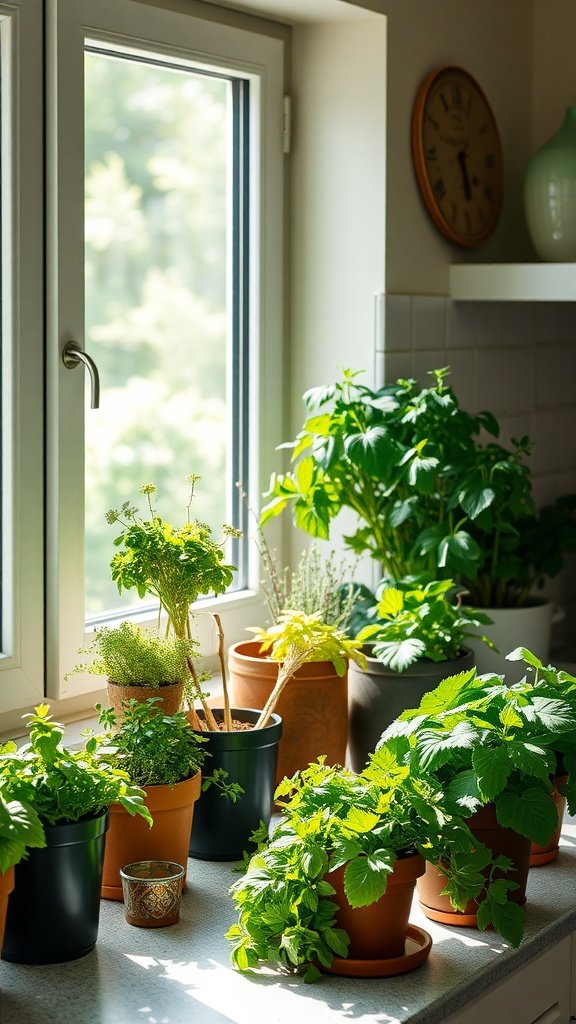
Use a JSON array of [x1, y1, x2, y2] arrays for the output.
[[411, 65, 503, 248]]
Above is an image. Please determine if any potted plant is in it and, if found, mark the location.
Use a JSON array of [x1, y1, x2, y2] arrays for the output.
[[0, 704, 151, 963], [0, 794, 45, 953], [378, 652, 576, 929], [68, 620, 201, 717], [347, 578, 492, 772], [260, 367, 576, 680], [507, 646, 576, 864], [229, 543, 365, 785], [106, 477, 283, 862], [227, 749, 525, 983], [92, 697, 206, 899]]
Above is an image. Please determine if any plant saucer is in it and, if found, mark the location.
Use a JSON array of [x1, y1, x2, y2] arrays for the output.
[[322, 924, 432, 978]]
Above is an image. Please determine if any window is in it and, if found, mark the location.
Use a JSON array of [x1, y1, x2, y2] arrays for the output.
[[0, 0, 284, 718]]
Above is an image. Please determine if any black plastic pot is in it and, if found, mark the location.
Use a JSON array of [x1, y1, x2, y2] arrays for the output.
[[348, 647, 475, 773], [189, 708, 282, 861], [2, 809, 109, 964]]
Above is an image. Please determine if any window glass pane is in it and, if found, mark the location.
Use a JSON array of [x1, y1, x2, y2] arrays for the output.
[[84, 49, 238, 619]]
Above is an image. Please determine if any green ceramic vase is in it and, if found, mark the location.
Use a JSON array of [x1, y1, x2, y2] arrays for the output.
[[524, 106, 576, 261]]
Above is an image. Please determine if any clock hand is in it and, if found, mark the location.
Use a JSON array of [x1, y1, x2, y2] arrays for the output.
[[457, 149, 472, 201]]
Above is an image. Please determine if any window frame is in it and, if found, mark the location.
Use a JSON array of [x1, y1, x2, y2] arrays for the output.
[[40, 0, 285, 706], [0, 0, 44, 717]]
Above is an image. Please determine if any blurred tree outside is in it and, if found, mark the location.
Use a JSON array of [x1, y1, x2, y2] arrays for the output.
[[84, 51, 233, 616]]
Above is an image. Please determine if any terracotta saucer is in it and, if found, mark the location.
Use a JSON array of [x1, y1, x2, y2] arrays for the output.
[[323, 924, 432, 978], [530, 846, 559, 867]]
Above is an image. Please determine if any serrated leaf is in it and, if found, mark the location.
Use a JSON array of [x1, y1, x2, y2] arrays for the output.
[[519, 696, 576, 732], [506, 741, 554, 781], [495, 787, 559, 845], [324, 927, 350, 958], [372, 637, 426, 672], [490, 899, 525, 947], [343, 856, 389, 908], [416, 720, 480, 770], [472, 745, 512, 801], [487, 878, 519, 904], [343, 807, 381, 834]]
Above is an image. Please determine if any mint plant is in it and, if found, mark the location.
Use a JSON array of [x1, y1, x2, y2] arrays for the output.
[[356, 578, 493, 671], [227, 749, 522, 980], [0, 705, 152, 827], [0, 794, 45, 875]]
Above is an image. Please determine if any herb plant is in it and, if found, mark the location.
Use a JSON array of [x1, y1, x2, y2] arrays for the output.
[[380, 652, 576, 849], [0, 794, 45, 875], [106, 476, 241, 731], [227, 750, 523, 980], [356, 578, 493, 671], [0, 705, 152, 827], [94, 698, 206, 788], [247, 610, 366, 728], [69, 621, 200, 689], [260, 367, 576, 608]]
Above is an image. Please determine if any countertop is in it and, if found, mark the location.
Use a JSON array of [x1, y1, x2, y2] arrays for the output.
[[1, 818, 576, 1024]]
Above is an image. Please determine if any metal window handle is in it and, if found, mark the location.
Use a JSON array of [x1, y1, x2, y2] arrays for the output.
[[62, 341, 100, 409]]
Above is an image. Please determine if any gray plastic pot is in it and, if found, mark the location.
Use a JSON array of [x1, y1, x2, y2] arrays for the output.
[[348, 647, 475, 773]]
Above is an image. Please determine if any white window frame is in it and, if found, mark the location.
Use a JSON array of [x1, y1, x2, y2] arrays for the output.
[[0, 0, 44, 717], [26, 0, 283, 713]]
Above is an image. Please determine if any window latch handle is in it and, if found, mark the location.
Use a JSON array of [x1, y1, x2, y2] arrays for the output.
[[62, 341, 100, 409]]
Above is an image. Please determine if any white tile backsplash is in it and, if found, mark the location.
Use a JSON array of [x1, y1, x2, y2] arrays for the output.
[[384, 291, 576, 646]]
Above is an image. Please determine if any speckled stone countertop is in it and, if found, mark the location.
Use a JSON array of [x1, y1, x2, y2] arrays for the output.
[[1, 817, 576, 1024]]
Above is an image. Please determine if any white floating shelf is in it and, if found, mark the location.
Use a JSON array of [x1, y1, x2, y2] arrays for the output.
[[450, 262, 576, 301]]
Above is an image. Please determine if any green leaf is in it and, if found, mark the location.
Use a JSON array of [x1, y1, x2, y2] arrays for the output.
[[472, 745, 512, 801], [343, 807, 381, 834], [519, 696, 576, 732], [505, 741, 554, 781], [458, 486, 495, 519], [489, 900, 525, 947], [343, 856, 390, 908], [376, 588, 404, 617], [495, 787, 559, 845], [506, 647, 543, 668], [324, 927, 350, 958], [438, 531, 482, 574], [487, 878, 519, 905], [372, 638, 426, 672], [416, 720, 479, 770], [344, 427, 394, 476]]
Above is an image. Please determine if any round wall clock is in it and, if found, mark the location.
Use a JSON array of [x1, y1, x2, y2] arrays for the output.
[[411, 65, 503, 248]]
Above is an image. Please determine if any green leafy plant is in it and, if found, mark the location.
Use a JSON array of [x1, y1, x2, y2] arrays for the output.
[[380, 652, 576, 850], [260, 367, 576, 608], [356, 578, 493, 672], [94, 698, 206, 788], [68, 620, 200, 689], [0, 705, 152, 827], [247, 610, 366, 729], [259, 539, 356, 630], [0, 794, 46, 875], [227, 750, 522, 980], [106, 476, 241, 731]]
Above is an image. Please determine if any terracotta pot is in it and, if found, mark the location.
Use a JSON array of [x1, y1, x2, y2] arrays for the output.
[[106, 679, 184, 718], [101, 771, 201, 901], [348, 647, 475, 773], [329, 852, 425, 960], [417, 803, 531, 927], [228, 641, 348, 785], [0, 866, 15, 956], [530, 774, 569, 866]]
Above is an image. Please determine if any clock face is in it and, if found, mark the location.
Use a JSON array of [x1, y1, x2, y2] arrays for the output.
[[411, 65, 503, 248]]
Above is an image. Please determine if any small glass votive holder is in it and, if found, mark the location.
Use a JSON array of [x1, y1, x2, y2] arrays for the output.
[[120, 860, 185, 928]]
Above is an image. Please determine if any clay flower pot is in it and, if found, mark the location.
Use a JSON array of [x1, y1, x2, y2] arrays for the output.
[[106, 679, 184, 718], [322, 852, 432, 978], [228, 640, 348, 786], [101, 771, 201, 901], [0, 866, 15, 954], [417, 803, 531, 927], [530, 774, 569, 866]]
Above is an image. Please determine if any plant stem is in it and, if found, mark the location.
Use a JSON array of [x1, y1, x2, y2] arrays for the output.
[[254, 648, 304, 730], [213, 613, 232, 731]]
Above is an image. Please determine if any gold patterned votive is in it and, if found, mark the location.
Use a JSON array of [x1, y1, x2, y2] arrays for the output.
[[120, 861, 185, 928]]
